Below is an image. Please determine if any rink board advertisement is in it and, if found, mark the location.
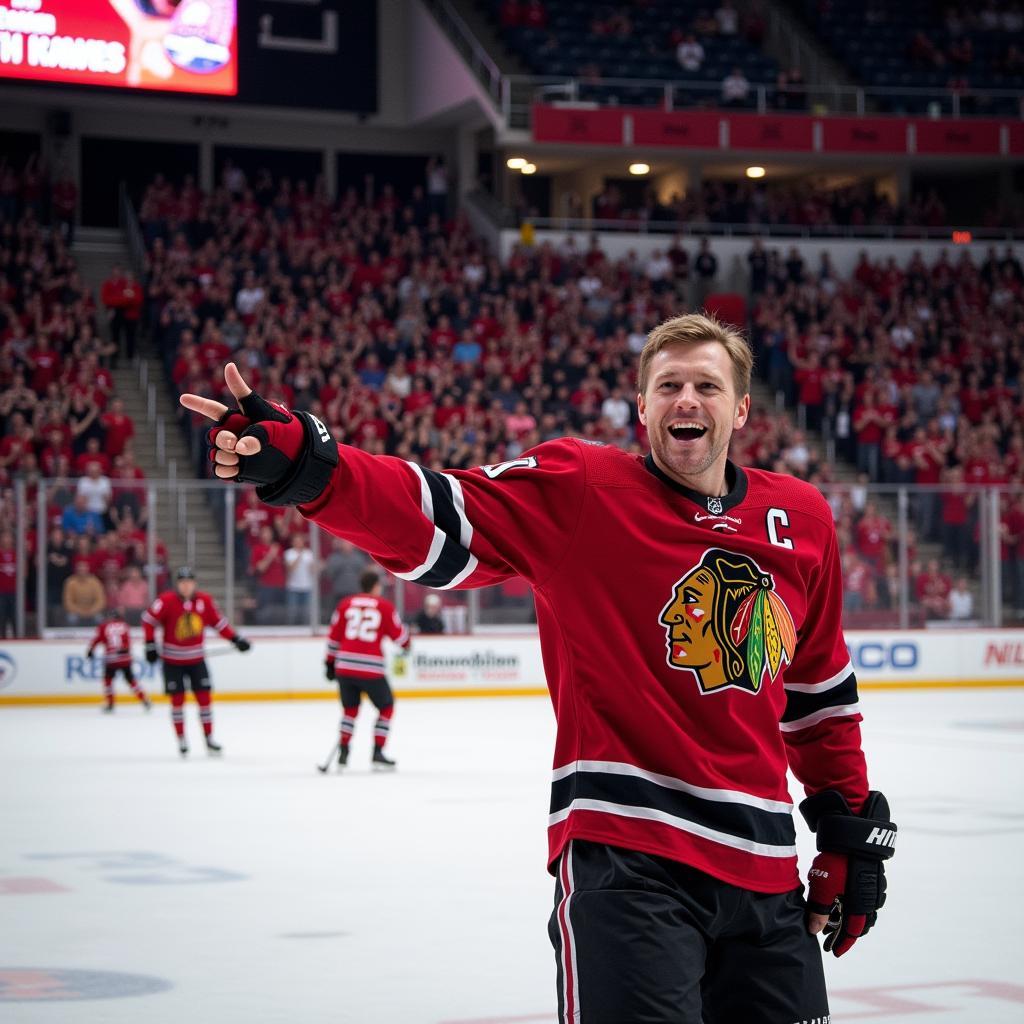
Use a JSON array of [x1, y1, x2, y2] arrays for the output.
[[0, 0, 238, 95], [0, 631, 1022, 704]]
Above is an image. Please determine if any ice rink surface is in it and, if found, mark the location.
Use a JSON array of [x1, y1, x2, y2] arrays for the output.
[[2, 687, 1024, 1023]]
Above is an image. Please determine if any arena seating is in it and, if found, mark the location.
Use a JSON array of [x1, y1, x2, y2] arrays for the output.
[[136, 167, 1024, 623], [0, 155, 170, 633], [489, 0, 776, 108], [798, 0, 1024, 114]]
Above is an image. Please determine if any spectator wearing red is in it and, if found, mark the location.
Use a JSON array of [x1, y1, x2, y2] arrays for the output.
[[0, 528, 16, 638], [100, 398, 135, 459], [250, 525, 286, 621], [856, 500, 893, 571]]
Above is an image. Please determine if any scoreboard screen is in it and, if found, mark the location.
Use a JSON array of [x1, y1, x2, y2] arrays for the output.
[[0, 1, 238, 96]]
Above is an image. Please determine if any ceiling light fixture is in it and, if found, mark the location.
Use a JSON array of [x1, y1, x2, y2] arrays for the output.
[[746, 165, 766, 179], [521, 163, 537, 175], [506, 157, 527, 170], [629, 162, 650, 175]]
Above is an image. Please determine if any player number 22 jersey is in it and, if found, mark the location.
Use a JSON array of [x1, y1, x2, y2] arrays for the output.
[[326, 594, 409, 679]]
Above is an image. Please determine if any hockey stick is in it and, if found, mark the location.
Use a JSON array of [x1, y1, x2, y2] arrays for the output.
[[316, 740, 340, 774], [155, 645, 237, 660]]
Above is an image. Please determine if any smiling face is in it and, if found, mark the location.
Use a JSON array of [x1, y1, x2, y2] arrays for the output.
[[638, 340, 749, 495]]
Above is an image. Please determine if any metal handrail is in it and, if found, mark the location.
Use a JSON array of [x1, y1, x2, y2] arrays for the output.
[[503, 72, 1024, 123], [503, 214, 1023, 241], [118, 181, 147, 275], [421, 0, 503, 106]]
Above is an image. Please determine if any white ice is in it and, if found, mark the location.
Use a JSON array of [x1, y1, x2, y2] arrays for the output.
[[2, 688, 1023, 1023]]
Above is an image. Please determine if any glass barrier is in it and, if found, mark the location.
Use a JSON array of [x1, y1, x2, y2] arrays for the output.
[[6, 478, 1022, 638]]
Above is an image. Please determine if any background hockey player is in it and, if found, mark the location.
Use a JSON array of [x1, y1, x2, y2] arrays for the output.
[[325, 568, 409, 770], [142, 567, 251, 756], [184, 315, 896, 1024], [86, 606, 151, 712]]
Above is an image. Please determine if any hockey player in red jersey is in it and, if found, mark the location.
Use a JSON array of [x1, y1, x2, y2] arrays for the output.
[[325, 568, 409, 770], [142, 567, 251, 756], [184, 314, 897, 1023], [87, 607, 151, 712]]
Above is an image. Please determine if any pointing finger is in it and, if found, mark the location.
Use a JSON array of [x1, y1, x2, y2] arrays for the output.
[[224, 362, 253, 404], [180, 392, 229, 422]]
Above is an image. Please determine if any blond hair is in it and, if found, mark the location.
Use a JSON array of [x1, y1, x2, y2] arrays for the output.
[[636, 312, 753, 397]]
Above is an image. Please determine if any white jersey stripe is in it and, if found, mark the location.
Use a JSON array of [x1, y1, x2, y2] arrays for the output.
[[551, 760, 794, 815], [444, 473, 474, 549], [549, 800, 798, 858], [392, 526, 447, 583], [394, 460, 480, 589], [783, 660, 854, 694], [557, 840, 580, 1023], [779, 703, 861, 732]]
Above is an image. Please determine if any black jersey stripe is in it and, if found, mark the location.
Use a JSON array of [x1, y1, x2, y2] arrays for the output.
[[413, 536, 474, 589], [420, 467, 463, 546], [781, 672, 859, 727], [549, 767, 796, 852]]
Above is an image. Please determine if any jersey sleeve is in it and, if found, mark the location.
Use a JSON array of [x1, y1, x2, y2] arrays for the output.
[[299, 439, 587, 591], [326, 604, 344, 660], [201, 595, 236, 641], [141, 596, 163, 643], [87, 622, 103, 656], [780, 526, 869, 813], [383, 600, 410, 650]]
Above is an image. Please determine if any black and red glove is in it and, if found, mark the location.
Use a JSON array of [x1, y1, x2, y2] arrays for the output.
[[800, 790, 896, 957], [208, 391, 338, 507]]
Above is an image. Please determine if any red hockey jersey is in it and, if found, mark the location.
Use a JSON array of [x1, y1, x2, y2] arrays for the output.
[[142, 590, 236, 665], [299, 439, 867, 894], [326, 593, 410, 679], [87, 618, 132, 669]]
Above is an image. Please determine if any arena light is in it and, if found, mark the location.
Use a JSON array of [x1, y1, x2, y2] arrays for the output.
[[629, 162, 650, 176], [506, 157, 527, 170], [745, 166, 766, 179], [521, 163, 537, 175]]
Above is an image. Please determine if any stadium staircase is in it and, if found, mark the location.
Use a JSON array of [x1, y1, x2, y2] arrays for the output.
[[73, 228, 235, 613], [748, 0, 859, 102]]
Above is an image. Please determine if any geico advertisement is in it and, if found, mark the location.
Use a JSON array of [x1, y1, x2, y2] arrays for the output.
[[0, 1, 238, 95], [0, 632, 1022, 702]]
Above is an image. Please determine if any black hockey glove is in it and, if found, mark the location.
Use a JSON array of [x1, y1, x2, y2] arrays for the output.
[[145, 641, 159, 664], [232, 636, 251, 653], [800, 790, 896, 957], [324, 660, 336, 681], [209, 391, 338, 507]]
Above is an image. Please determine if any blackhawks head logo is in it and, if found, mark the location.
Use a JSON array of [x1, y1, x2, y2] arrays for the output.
[[660, 548, 797, 694], [174, 612, 203, 641]]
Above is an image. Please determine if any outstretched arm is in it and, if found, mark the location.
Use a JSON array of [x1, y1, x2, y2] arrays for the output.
[[182, 365, 587, 592]]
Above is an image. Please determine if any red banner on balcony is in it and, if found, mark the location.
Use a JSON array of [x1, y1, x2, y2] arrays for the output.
[[914, 120, 1002, 154], [1006, 123, 1024, 155], [532, 105, 624, 144], [821, 118, 907, 152], [727, 114, 814, 150], [630, 110, 720, 147]]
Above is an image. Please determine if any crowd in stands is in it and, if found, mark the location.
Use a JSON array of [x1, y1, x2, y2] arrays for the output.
[[748, 240, 1024, 617], [134, 165, 1024, 625], [802, 0, 1024, 115], [493, 0, 783, 110], [0, 155, 164, 634]]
